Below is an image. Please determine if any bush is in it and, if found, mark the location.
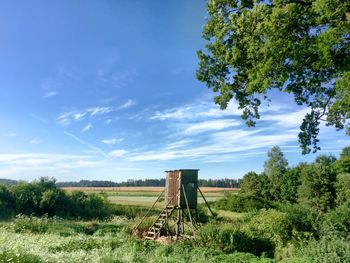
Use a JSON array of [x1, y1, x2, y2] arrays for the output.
[[321, 203, 350, 239], [0, 184, 15, 219], [215, 194, 271, 212], [334, 173, 350, 206], [244, 209, 293, 247], [278, 203, 320, 237], [195, 223, 274, 257], [66, 191, 112, 219], [294, 237, 350, 263], [12, 215, 49, 234]]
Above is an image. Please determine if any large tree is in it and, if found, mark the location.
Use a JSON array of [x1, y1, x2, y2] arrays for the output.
[[298, 155, 337, 212], [264, 146, 288, 200], [197, 0, 350, 154]]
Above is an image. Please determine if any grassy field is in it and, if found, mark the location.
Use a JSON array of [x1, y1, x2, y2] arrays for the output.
[[62, 187, 239, 207]]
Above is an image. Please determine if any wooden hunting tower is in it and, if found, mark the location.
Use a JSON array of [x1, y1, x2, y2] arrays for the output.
[[134, 169, 214, 241], [165, 169, 198, 209]]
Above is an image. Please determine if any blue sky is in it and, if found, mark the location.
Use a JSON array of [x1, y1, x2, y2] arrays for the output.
[[0, 0, 349, 182]]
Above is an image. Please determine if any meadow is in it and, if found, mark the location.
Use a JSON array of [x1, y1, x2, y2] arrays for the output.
[[1, 144, 350, 263]]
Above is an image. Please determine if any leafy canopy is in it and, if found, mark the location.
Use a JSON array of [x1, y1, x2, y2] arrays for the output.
[[197, 0, 350, 154]]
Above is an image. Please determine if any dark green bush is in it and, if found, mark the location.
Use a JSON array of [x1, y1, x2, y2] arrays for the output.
[[195, 223, 274, 257], [215, 194, 271, 212], [278, 203, 320, 236], [12, 215, 49, 234], [244, 209, 293, 247], [0, 184, 15, 219], [66, 191, 112, 219], [295, 237, 350, 263], [321, 202, 350, 239]]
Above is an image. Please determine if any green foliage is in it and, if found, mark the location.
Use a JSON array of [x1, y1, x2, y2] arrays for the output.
[[280, 166, 303, 204], [321, 203, 350, 239], [277, 204, 320, 237], [334, 173, 350, 205], [298, 155, 337, 213], [0, 184, 15, 219], [264, 146, 288, 200], [195, 223, 274, 257], [244, 210, 293, 247], [294, 237, 350, 263], [66, 191, 112, 219], [0, 177, 115, 220], [215, 194, 271, 212], [12, 215, 49, 234], [334, 146, 350, 173], [197, 0, 350, 153], [240, 171, 264, 196], [0, 250, 43, 263]]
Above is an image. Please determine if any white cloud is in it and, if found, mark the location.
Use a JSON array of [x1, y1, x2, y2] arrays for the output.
[[261, 108, 309, 127], [166, 140, 192, 150], [2, 133, 16, 137], [109, 150, 127, 157], [64, 131, 110, 159], [88, 107, 111, 117], [29, 139, 41, 144], [82, 124, 92, 132], [42, 90, 58, 98], [150, 100, 242, 121], [184, 119, 240, 134], [117, 99, 137, 110], [57, 112, 74, 126], [101, 138, 124, 145], [74, 112, 87, 121], [56, 100, 135, 126]]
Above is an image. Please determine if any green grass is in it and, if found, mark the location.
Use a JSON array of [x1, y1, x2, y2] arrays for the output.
[[0, 216, 274, 263]]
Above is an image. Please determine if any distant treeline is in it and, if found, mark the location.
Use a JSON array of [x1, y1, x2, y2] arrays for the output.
[[55, 178, 242, 188], [0, 179, 18, 186], [0, 178, 241, 188]]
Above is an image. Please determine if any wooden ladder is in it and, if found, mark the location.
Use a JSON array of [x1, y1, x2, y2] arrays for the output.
[[145, 206, 174, 240]]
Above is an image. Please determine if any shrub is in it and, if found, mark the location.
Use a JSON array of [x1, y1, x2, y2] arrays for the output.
[[215, 194, 271, 212], [334, 173, 350, 206], [244, 209, 293, 247], [0, 184, 15, 219], [195, 223, 274, 257], [294, 237, 350, 263], [66, 191, 112, 219], [278, 203, 320, 236], [12, 215, 49, 234], [321, 202, 350, 239]]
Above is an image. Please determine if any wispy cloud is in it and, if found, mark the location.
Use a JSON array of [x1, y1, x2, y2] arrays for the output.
[[116, 99, 137, 110], [56, 100, 136, 126], [101, 138, 124, 145], [30, 113, 49, 124], [166, 139, 192, 150], [2, 133, 17, 137], [109, 150, 127, 157], [29, 139, 41, 144], [64, 131, 109, 159], [261, 108, 309, 127], [82, 124, 92, 132], [127, 129, 297, 162], [184, 119, 240, 134], [42, 90, 58, 98]]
